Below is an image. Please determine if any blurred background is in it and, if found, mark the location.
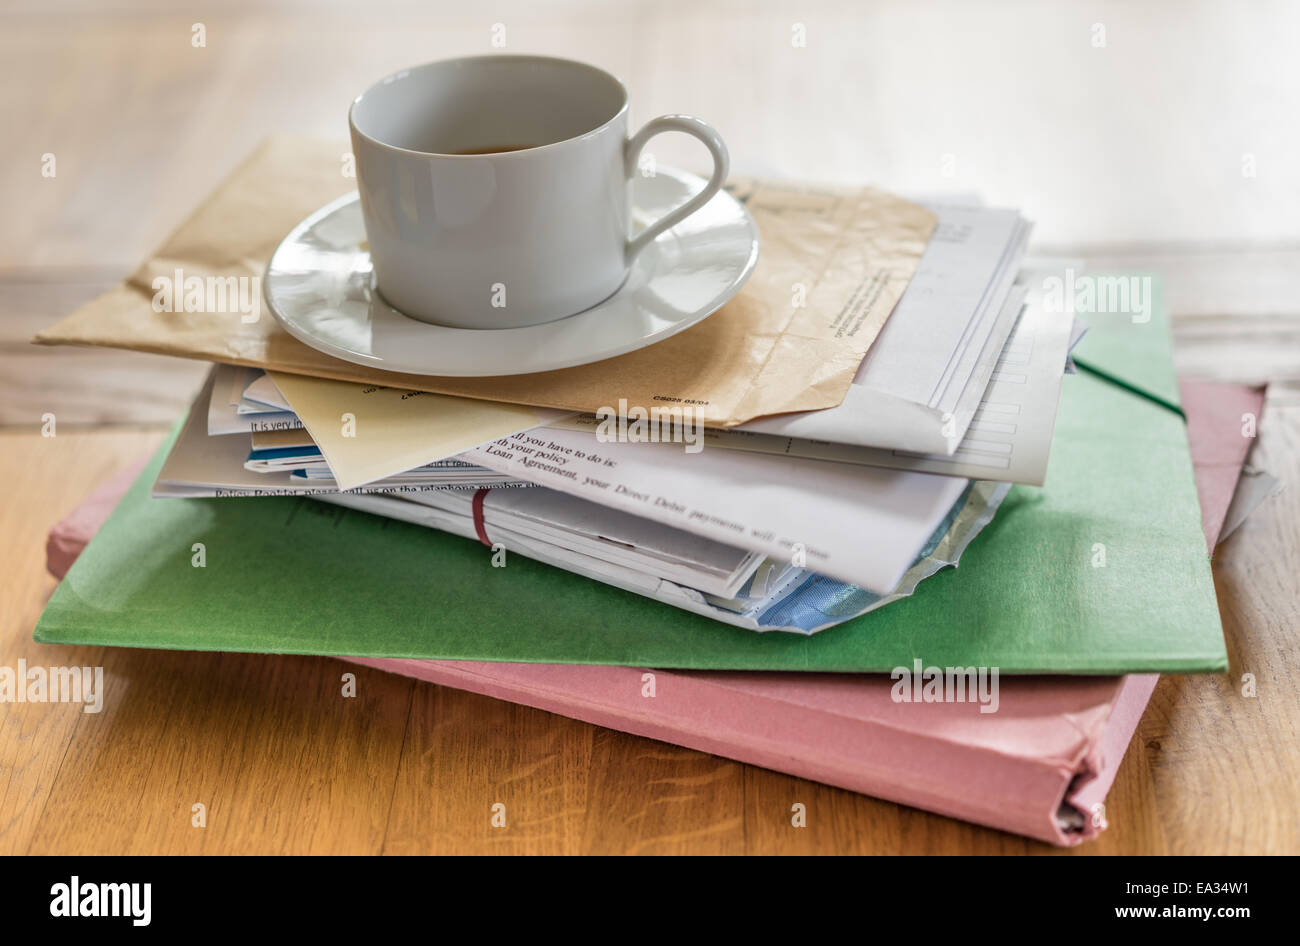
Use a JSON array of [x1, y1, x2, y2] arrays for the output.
[[2, 0, 1298, 422]]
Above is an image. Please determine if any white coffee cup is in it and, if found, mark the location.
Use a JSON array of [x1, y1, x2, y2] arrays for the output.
[[348, 55, 730, 330]]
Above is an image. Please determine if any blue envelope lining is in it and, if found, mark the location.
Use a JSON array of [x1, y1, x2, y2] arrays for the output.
[[756, 485, 970, 631]]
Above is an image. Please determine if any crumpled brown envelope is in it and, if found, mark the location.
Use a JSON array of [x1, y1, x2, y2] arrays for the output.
[[35, 136, 935, 427]]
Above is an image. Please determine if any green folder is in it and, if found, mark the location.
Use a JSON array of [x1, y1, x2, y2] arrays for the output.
[[34, 278, 1227, 673]]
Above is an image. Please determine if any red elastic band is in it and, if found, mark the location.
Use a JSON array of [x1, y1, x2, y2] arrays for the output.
[[471, 488, 492, 546]]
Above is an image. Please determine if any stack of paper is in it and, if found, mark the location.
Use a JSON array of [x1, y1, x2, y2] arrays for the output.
[[41, 377, 1261, 845], [30, 138, 1231, 845], [145, 189, 1056, 630]]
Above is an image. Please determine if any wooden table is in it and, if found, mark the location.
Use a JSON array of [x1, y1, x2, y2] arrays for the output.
[[2, 0, 1298, 855]]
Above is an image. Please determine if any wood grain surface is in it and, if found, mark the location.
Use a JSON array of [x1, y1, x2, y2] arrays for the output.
[[1, 0, 1297, 855]]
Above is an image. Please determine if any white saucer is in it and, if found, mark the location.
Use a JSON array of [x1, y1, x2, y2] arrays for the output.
[[263, 167, 759, 377]]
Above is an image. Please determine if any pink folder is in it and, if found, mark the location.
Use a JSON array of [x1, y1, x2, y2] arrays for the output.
[[44, 380, 1261, 845]]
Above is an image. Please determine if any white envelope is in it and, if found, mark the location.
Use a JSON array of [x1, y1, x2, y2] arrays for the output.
[[741, 204, 1032, 454]]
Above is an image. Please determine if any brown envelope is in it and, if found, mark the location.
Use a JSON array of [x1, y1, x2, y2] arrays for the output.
[[35, 136, 935, 427]]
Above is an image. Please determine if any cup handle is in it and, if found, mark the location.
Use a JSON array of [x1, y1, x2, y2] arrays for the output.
[[624, 114, 730, 261]]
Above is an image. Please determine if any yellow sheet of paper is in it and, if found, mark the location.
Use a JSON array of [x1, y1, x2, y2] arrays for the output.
[[35, 136, 936, 427], [250, 427, 315, 450], [267, 371, 563, 490]]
